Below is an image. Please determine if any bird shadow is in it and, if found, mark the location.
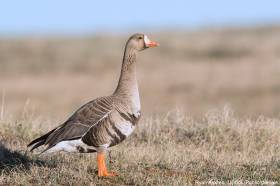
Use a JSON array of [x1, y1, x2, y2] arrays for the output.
[[0, 143, 55, 174]]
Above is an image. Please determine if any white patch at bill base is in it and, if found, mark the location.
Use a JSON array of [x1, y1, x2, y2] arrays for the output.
[[144, 35, 151, 45]]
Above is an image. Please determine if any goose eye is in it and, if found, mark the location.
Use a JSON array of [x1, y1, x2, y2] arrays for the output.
[[138, 36, 142, 40]]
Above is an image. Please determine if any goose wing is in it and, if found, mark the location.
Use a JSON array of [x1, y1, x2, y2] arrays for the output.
[[28, 96, 114, 151]]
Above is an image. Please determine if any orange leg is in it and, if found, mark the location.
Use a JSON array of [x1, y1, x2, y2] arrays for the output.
[[97, 152, 117, 177]]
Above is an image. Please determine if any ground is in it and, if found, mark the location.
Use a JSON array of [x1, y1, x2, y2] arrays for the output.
[[1, 108, 280, 185]]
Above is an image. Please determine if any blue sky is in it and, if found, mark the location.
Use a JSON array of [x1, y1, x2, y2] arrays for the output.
[[1, 0, 280, 35]]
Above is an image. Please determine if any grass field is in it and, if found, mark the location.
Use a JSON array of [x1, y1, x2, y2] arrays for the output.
[[1, 108, 280, 185], [1, 26, 280, 185]]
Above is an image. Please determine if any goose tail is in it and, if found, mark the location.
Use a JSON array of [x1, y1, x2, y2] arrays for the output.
[[27, 128, 56, 152]]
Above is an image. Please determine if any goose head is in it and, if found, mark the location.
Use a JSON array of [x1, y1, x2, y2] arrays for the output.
[[126, 33, 159, 51]]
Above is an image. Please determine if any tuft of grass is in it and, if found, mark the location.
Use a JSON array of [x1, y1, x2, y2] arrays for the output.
[[1, 108, 280, 185]]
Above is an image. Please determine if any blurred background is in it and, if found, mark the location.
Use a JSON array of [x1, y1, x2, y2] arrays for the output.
[[0, 0, 280, 119]]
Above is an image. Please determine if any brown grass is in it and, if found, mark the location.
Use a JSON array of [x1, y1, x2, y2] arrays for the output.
[[1, 26, 280, 118], [1, 108, 280, 185], [1, 25, 280, 185]]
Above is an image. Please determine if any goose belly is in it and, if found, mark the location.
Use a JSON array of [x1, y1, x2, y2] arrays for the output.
[[115, 121, 135, 137], [98, 111, 139, 147], [106, 121, 135, 147], [43, 139, 97, 154], [81, 119, 136, 149]]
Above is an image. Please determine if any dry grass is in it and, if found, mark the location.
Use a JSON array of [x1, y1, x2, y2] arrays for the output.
[[1, 108, 280, 185], [0, 26, 280, 118], [1, 25, 280, 185]]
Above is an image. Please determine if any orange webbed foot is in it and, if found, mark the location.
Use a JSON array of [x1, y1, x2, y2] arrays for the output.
[[98, 170, 117, 177], [97, 152, 118, 177]]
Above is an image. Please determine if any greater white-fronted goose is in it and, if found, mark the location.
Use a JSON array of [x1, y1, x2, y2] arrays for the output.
[[27, 33, 159, 177]]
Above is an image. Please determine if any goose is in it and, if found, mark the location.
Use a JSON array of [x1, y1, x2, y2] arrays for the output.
[[27, 33, 159, 177]]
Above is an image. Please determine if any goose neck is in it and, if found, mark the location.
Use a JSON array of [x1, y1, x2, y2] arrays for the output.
[[114, 48, 138, 97]]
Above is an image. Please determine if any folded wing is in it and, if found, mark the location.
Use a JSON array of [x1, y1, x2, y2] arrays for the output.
[[28, 96, 114, 152]]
